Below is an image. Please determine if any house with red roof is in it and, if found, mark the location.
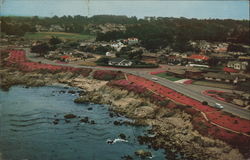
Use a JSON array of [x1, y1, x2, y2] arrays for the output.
[[188, 54, 209, 61], [60, 55, 80, 62], [223, 67, 239, 73], [187, 54, 209, 64], [60, 55, 70, 62]]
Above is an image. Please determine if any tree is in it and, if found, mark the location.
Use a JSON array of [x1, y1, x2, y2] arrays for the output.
[[116, 46, 132, 58], [208, 57, 219, 66], [94, 46, 112, 55], [31, 43, 50, 56], [227, 43, 246, 53], [128, 49, 143, 60], [49, 36, 62, 45], [96, 31, 125, 42], [95, 57, 110, 65]]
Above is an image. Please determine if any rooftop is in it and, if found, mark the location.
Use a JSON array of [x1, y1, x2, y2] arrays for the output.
[[188, 54, 209, 60], [223, 67, 239, 73]]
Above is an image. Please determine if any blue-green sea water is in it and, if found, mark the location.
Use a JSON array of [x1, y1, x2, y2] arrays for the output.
[[0, 86, 166, 160]]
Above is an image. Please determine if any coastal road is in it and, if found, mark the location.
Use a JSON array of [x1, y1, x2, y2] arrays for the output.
[[132, 72, 250, 120], [25, 49, 250, 120]]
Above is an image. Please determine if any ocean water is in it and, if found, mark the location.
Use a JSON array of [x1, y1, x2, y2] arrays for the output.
[[0, 86, 166, 160]]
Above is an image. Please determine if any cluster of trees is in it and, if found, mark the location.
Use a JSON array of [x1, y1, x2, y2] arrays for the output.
[[31, 43, 50, 56], [31, 36, 62, 56], [1, 15, 138, 36], [116, 46, 143, 61], [1, 17, 36, 36], [227, 43, 249, 53], [96, 18, 250, 51], [79, 45, 113, 55], [1, 15, 249, 51]]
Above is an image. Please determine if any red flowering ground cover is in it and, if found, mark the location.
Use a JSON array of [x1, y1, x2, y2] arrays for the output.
[[203, 90, 226, 102], [56, 60, 68, 64], [107, 74, 250, 155], [127, 74, 216, 112], [183, 79, 193, 84], [108, 80, 168, 106], [166, 101, 178, 109], [127, 74, 250, 134], [6, 50, 92, 77], [206, 111, 250, 133], [150, 70, 166, 75], [93, 70, 124, 81], [108, 80, 147, 94], [192, 115, 250, 154]]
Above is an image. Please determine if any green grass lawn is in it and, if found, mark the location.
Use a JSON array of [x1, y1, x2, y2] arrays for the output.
[[156, 73, 183, 81], [24, 32, 95, 40]]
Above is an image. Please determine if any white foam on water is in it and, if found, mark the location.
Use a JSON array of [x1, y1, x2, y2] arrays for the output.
[[106, 138, 128, 144]]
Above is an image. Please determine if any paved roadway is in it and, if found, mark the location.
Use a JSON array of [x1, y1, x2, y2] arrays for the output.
[[25, 49, 250, 120]]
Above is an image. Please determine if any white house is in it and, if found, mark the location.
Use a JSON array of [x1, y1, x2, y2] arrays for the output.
[[227, 61, 248, 70], [127, 38, 139, 45], [108, 58, 133, 66], [111, 42, 125, 51]]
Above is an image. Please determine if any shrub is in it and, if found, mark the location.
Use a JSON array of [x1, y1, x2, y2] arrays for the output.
[[93, 70, 124, 80], [202, 101, 208, 105], [158, 99, 170, 107], [184, 107, 200, 116]]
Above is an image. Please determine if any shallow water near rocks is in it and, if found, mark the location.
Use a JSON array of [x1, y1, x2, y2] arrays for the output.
[[0, 86, 166, 160]]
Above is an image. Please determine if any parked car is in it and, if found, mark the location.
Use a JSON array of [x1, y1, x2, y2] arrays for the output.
[[151, 77, 158, 81], [214, 103, 224, 109]]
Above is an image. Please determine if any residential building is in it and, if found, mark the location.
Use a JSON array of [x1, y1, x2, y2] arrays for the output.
[[108, 58, 133, 66], [223, 67, 239, 73], [111, 42, 125, 51], [238, 56, 250, 62], [167, 69, 185, 78], [127, 38, 139, 45], [60, 55, 81, 62], [187, 54, 209, 64], [167, 68, 204, 79], [185, 68, 204, 80], [227, 61, 248, 70], [186, 64, 209, 68], [204, 72, 247, 83], [49, 25, 65, 32]]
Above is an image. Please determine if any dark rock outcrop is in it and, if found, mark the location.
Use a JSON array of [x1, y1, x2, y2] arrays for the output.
[[53, 119, 59, 125], [119, 133, 126, 140], [68, 90, 76, 94], [64, 114, 77, 119], [135, 149, 152, 159], [80, 117, 89, 123], [74, 97, 90, 104]]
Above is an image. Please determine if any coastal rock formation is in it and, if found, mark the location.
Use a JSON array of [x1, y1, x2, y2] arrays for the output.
[[135, 149, 152, 159], [119, 133, 126, 140], [0, 69, 76, 91], [69, 76, 107, 92], [0, 67, 245, 160], [134, 106, 156, 119], [64, 114, 77, 119], [74, 85, 244, 160]]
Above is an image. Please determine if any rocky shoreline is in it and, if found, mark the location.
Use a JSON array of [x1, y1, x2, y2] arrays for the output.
[[0, 68, 245, 160]]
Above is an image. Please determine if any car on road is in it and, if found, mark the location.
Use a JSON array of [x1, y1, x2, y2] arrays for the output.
[[151, 77, 158, 81], [214, 103, 224, 109]]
